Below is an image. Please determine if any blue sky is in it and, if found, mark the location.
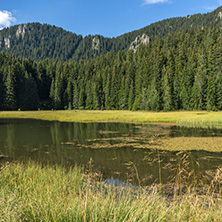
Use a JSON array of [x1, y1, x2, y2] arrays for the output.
[[0, 0, 222, 37]]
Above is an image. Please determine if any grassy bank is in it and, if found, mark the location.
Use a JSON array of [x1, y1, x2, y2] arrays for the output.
[[0, 110, 222, 125], [1, 162, 222, 221]]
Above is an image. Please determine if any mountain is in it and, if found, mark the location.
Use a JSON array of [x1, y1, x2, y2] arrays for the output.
[[0, 6, 222, 61]]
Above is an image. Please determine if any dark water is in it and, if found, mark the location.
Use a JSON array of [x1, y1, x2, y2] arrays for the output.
[[0, 118, 222, 185]]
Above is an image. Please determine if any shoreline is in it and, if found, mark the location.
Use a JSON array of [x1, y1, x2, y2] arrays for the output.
[[0, 110, 222, 126]]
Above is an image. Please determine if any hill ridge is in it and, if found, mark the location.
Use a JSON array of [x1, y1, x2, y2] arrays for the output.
[[0, 6, 221, 61]]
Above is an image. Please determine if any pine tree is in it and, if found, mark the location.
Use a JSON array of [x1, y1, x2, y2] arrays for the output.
[[206, 76, 216, 110], [50, 78, 55, 104], [162, 67, 173, 111], [19, 72, 39, 110], [110, 64, 120, 109], [73, 81, 79, 110], [85, 81, 93, 110], [78, 80, 85, 110], [53, 61, 64, 109], [54, 76, 63, 109], [105, 71, 111, 110], [147, 77, 161, 111], [119, 76, 127, 110], [0, 71, 5, 110], [139, 88, 148, 110], [92, 82, 99, 110], [37, 62, 50, 101], [214, 35, 222, 109], [4, 66, 17, 110], [179, 68, 192, 110], [128, 81, 134, 110], [216, 75, 222, 110], [66, 77, 73, 109]]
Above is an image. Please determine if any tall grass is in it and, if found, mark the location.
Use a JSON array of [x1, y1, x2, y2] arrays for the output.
[[0, 110, 222, 125], [1, 161, 222, 221]]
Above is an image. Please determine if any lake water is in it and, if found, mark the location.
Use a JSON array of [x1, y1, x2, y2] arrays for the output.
[[1, 118, 222, 186]]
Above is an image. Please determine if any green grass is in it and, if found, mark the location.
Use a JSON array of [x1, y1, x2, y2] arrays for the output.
[[0, 110, 222, 125], [1, 162, 222, 221]]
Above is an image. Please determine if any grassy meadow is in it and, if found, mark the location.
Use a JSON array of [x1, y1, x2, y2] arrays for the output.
[[0, 110, 222, 125], [1, 162, 222, 222]]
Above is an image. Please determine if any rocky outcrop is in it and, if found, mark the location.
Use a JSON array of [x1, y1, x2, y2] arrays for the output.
[[16, 24, 30, 39], [129, 34, 150, 52], [216, 12, 222, 22], [92, 36, 100, 50], [4, 35, 11, 49]]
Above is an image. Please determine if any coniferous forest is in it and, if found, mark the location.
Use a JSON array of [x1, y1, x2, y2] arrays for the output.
[[0, 6, 222, 62], [0, 26, 222, 111]]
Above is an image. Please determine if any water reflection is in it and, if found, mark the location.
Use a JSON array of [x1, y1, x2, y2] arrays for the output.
[[0, 119, 222, 185]]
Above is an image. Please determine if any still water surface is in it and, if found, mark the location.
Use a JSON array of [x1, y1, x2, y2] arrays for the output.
[[1, 118, 222, 185]]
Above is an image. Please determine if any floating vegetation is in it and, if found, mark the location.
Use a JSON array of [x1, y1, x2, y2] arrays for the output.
[[58, 124, 222, 152], [98, 130, 120, 134], [60, 141, 77, 145], [178, 124, 222, 130], [155, 137, 222, 152]]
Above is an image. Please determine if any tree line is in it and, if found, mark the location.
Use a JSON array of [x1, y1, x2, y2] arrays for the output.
[[1, 6, 222, 62], [0, 27, 222, 111]]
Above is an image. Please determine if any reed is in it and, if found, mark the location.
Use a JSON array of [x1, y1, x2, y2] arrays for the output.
[[1, 161, 222, 221]]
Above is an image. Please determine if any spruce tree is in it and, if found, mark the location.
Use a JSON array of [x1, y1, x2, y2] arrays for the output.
[[73, 81, 79, 110], [0, 71, 5, 110], [128, 81, 134, 110], [206, 76, 216, 110], [85, 81, 93, 110], [162, 67, 173, 111], [4, 66, 17, 110]]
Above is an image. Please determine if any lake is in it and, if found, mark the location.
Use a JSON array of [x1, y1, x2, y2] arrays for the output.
[[1, 118, 222, 186]]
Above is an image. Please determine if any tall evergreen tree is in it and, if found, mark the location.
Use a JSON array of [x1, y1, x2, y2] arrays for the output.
[[73, 81, 79, 110], [4, 66, 17, 110], [128, 81, 134, 110], [162, 68, 173, 111], [206, 76, 216, 110], [0, 71, 5, 110], [53, 61, 64, 109]]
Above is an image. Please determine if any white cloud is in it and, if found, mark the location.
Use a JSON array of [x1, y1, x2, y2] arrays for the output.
[[0, 10, 16, 29], [206, 6, 217, 11], [143, 0, 169, 5]]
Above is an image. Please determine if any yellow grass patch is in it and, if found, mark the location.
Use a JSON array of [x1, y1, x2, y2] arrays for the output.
[[0, 110, 222, 125], [154, 137, 222, 152]]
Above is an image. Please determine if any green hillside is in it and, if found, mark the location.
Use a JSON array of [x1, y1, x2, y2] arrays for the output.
[[0, 25, 221, 111], [0, 6, 221, 61]]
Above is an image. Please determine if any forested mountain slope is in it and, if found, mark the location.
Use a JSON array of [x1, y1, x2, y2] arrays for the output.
[[0, 27, 221, 111], [0, 6, 222, 61]]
